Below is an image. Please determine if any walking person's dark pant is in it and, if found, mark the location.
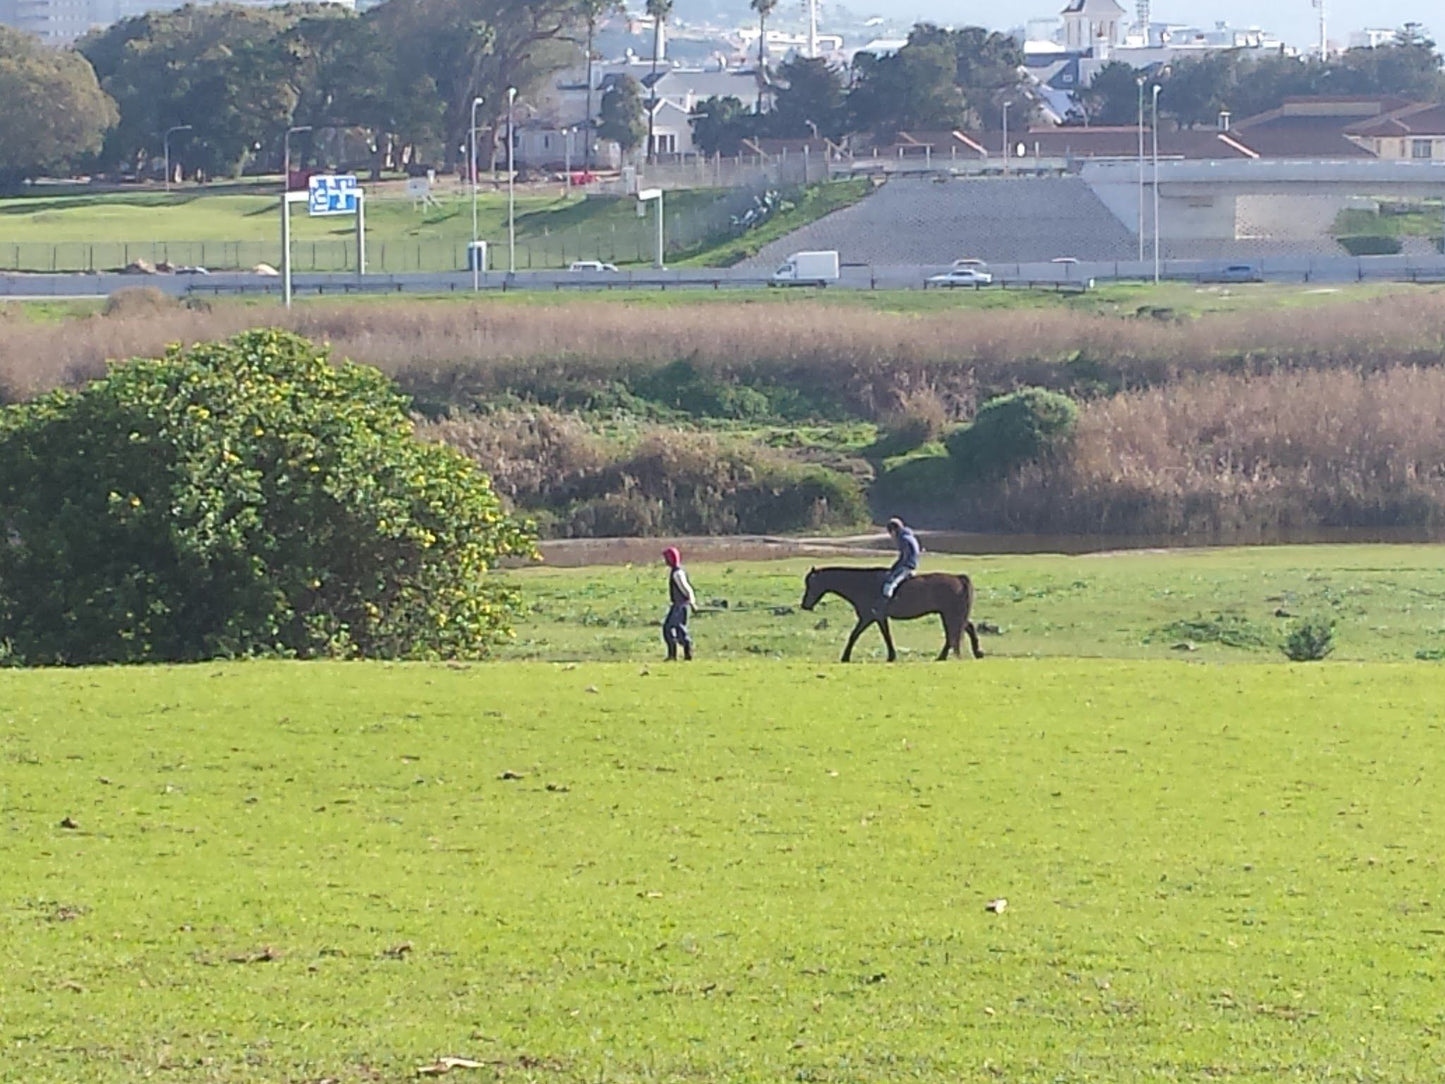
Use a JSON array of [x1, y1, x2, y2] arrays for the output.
[[663, 604, 692, 659]]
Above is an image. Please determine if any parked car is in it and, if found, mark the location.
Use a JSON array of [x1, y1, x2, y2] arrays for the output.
[[568, 260, 619, 272], [927, 267, 994, 288], [1202, 263, 1264, 283]]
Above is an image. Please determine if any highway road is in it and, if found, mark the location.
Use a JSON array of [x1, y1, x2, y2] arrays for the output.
[[3, 254, 1444, 299]]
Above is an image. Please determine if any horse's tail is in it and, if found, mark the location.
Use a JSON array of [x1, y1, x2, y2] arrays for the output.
[[957, 573, 983, 659], [958, 572, 974, 618]]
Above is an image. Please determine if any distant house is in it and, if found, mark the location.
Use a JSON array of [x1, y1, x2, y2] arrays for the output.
[[1344, 102, 1445, 160], [521, 60, 766, 167], [1228, 96, 1410, 158]]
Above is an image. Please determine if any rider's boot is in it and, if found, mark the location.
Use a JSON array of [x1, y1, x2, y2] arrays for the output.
[[683, 644, 693, 661]]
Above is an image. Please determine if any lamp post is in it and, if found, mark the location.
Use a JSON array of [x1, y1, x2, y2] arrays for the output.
[[507, 86, 517, 274], [1001, 101, 1009, 177], [470, 95, 484, 290], [1136, 77, 1145, 263], [163, 124, 191, 193], [1151, 84, 1162, 284], [564, 125, 574, 189]]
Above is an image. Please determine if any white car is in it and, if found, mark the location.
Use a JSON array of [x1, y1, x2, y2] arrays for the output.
[[927, 267, 994, 287], [950, 258, 989, 272], [568, 260, 619, 272]]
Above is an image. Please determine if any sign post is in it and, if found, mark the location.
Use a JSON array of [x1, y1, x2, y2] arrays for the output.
[[637, 187, 663, 270], [282, 174, 365, 308]]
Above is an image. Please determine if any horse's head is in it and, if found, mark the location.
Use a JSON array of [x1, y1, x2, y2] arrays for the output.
[[800, 567, 824, 611]]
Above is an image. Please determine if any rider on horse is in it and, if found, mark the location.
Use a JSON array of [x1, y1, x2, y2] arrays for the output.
[[874, 516, 921, 618]]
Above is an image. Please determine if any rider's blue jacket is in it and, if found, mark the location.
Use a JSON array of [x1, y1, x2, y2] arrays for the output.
[[892, 527, 921, 572]]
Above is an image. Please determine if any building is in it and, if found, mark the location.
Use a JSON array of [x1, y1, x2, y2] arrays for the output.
[[1345, 102, 1445, 160], [519, 58, 766, 168], [1061, 0, 1126, 52], [1230, 97, 1413, 158]]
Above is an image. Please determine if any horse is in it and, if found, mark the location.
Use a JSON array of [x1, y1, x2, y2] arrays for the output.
[[800, 566, 984, 663]]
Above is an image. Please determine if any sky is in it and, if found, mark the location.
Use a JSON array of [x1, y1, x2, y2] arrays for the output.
[[896, 1, 1433, 51]]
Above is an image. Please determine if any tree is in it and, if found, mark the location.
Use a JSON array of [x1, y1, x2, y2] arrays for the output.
[[768, 55, 847, 139], [644, 0, 673, 161], [690, 95, 753, 156], [0, 27, 117, 189], [598, 74, 646, 155], [1159, 51, 1239, 129], [0, 329, 536, 665], [750, 0, 777, 114], [1075, 60, 1146, 127], [849, 35, 964, 135], [846, 24, 1029, 136], [284, 13, 443, 179], [352, 0, 589, 172], [80, 5, 302, 178]]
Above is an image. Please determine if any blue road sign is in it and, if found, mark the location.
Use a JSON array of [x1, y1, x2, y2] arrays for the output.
[[308, 174, 359, 216]]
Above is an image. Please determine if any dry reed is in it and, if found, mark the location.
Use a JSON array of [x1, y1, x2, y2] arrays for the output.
[[969, 367, 1445, 534], [5, 291, 1445, 411]]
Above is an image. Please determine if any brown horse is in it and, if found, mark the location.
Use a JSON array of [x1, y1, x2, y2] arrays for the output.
[[800, 566, 983, 662]]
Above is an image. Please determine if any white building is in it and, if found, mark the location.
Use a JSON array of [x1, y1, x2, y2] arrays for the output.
[[519, 58, 766, 167]]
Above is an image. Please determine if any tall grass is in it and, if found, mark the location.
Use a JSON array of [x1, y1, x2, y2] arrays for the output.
[[967, 367, 1445, 534], [419, 408, 867, 537], [5, 290, 1445, 412]]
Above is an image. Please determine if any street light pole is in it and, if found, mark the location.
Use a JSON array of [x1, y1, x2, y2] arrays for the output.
[[163, 124, 191, 193], [1136, 77, 1145, 263], [507, 86, 517, 274], [564, 126, 573, 190], [1001, 101, 1009, 177], [1151, 84, 1162, 284], [470, 95, 483, 290]]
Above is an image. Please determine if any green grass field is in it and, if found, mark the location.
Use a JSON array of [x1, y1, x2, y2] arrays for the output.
[[508, 545, 1445, 664], [4, 655, 1444, 1082], [4, 544, 1445, 1081], [0, 180, 871, 274]]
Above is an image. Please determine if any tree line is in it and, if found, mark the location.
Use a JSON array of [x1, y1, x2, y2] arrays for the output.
[[0, 4, 1441, 187], [685, 24, 1445, 156]]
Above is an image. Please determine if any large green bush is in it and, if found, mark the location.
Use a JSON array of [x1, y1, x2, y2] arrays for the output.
[[945, 387, 1079, 480], [0, 329, 535, 664]]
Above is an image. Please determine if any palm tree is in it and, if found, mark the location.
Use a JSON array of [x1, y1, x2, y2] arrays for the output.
[[644, 0, 673, 163], [751, 0, 778, 115]]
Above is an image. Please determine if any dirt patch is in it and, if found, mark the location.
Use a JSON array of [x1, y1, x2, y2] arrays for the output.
[[536, 534, 890, 567]]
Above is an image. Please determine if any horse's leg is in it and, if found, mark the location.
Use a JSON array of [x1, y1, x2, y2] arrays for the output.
[[938, 612, 955, 661], [879, 618, 897, 662], [964, 619, 983, 659], [841, 617, 870, 662]]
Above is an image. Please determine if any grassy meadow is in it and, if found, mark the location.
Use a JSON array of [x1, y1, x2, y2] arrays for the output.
[[508, 545, 1445, 664], [5, 650, 1445, 1083]]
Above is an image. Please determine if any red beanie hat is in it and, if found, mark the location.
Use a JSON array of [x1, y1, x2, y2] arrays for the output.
[[663, 546, 681, 567]]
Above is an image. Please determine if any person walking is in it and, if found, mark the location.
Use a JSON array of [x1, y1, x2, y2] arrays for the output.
[[874, 516, 921, 618], [661, 546, 695, 661]]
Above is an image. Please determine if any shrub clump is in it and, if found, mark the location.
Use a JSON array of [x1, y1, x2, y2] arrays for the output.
[[1281, 617, 1335, 662], [0, 329, 535, 665], [424, 410, 866, 538], [946, 387, 1079, 480]]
